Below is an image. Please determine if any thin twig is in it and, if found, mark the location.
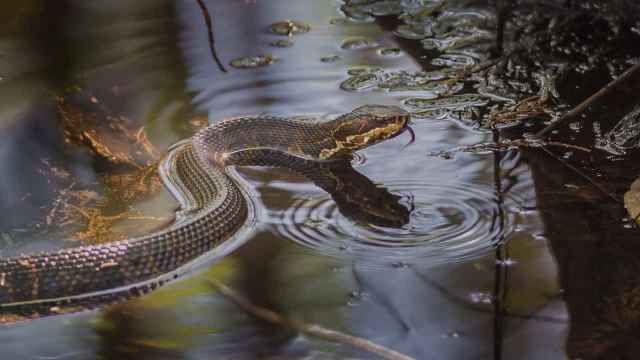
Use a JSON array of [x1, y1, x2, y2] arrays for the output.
[[195, 0, 227, 73], [536, 62, 640, 137], [209, 280, 416, 360], [538, 145, 621, 203]]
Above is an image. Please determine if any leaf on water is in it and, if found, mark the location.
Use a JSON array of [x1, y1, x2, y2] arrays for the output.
[[624, 177, 640, 223]]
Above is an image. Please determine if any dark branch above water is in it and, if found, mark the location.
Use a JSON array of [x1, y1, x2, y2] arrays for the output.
[[536, 62, 640, 138], [195, 0, 227, 73]]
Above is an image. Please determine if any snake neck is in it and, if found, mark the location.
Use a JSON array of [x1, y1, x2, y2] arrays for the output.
[[192, 115, 337, 169]]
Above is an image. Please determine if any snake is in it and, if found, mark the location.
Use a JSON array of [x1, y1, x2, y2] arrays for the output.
[[0, 105, 411, 316]]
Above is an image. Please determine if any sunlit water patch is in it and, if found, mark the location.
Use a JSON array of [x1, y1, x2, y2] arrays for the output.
[[270, 181, 523, 266]]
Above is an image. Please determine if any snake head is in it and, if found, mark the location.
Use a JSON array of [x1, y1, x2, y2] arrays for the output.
[[321, 105, 411, 160]]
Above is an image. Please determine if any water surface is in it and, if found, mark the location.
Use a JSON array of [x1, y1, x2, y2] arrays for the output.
[[3, 0, 637, 359]]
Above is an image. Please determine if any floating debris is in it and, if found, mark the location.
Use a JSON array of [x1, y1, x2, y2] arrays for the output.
[[382, 79, 463, 94], [340, 68, 461, 96], [270, 39, 293, 48], [229, 55, 277, 69], [431, 53, 478, 68], [378, 47, 403, 57], [340, 74, 379, 92], [393, 24, 433, 40], [475, 83, 519, 103], [484, 95, 553, 129], [412, 107, 477, 124], [340, 66, 464, 99], [421, 31, 493, 52], [397, 69, 449, 82], [340, 6, 375, 22], [320, 55, 342, 63], [568, 122, 582, 132], [346, 66, 383, 76], [355, 1, 404, 16], [341, 37, 379, 50], [412, 107, 481, 129], [329, 18, 348, 26], [404, 94, 489, 110], [411, 108, 453, 120], [269, 20, 310, 36], [597, 106, 640, 155]]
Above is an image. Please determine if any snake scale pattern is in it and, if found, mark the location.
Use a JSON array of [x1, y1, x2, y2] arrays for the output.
[[0, 105, 410, 316]]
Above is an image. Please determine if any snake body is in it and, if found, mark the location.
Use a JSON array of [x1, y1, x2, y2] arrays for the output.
[[0, 105, 410, 315]]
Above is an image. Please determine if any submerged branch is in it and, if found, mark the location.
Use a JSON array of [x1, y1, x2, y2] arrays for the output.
[[209, 280, 416, 360], [536, 62, 640, 137], [538, 146, 621, 203], [195, 0, 227, 73]]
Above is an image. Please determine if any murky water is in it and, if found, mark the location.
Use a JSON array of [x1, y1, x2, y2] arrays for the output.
[[1, 0, 639, 359]]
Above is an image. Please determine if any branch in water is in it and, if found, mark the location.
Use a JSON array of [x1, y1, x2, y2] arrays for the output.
[[536, 62, 640, 137], [195, 0, 227, 73], [209, 280, 416, 360]]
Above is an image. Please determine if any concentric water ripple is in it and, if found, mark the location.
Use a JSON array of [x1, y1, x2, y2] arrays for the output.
[[271, 181, 523, 266]]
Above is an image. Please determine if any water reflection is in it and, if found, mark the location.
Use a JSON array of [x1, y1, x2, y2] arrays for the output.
[[275, 180, 522, 266], [296, 160, 411, 228], [0, 0, 575, 359]]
